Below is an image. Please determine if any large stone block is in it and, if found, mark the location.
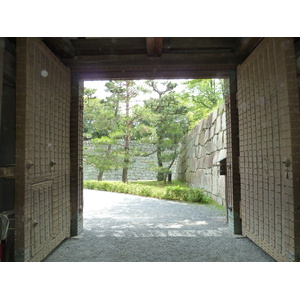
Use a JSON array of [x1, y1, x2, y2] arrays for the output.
[[186, 171, 192, 182], [211, 108, 218, 124], [193, 145, 198, 158], [210, 125, 216, 140], [213, 150, 221, 165], [187, 146, 193, 158], [194, 123, 200, 135], [217, 131, 224, 150], [221, 113, 226, 131], [186, 157, 191, 167], [190, 157, 197, 172], [212, 134, 219, 152], [204, 154, 215, 168], [199, 119, 205, 131], [200, 146, 206, 158], [203, 128, 210, 144], [196, 146, 201, 159], [198, 130, 206, 146], [196, 168, 205, 183], [206, 141, 213, 154], [212, 166, 219, 195], [223, 130, 227, 147], [215, 115, 222, 134], [207, 113, 213, 126], [197, 157, 205, 170], [218, 176, 226, 199], [206, 174, 212, 191], [218, 148, 227, 161]]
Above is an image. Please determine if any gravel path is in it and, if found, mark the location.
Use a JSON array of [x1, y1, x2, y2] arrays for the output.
[[43, 189, 275, 262]]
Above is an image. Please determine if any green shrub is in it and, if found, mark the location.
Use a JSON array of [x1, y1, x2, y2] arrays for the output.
[[84, 180, 212, 204], [164, 186, 209, 203], [165, 185, 184, 200]]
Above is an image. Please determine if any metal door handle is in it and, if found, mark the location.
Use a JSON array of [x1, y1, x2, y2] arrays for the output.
[[50, 160, 56, 167], [282, 159, 291, 168], [26, 160, 34, 169]]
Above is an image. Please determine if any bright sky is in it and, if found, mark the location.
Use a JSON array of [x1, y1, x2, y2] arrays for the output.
[[84, 80, 110, 99]]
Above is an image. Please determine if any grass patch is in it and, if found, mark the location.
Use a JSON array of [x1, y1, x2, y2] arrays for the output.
[[84, 180, 213, 204], [207, 201, 226, 214]]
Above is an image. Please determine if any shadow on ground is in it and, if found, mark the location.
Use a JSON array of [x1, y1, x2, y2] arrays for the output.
[[44, 189, 276, 262]]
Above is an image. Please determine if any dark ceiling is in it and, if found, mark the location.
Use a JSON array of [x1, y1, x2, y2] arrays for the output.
[[42, 37, 264, 80]]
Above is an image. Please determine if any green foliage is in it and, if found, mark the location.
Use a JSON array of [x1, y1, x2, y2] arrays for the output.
[[165, 186, 211, 203], [83, 88, 116, 140], [84, 138, 124, 176], [84, 80, 158, 182], [83, 180, 213, 204], [207, 200, 227, 213], [142, 80, 190, 180], [84, 88, 97, 100], [130, 180, 189, 188], [83, 79, 225, 183], [181, 79, 225, 127]]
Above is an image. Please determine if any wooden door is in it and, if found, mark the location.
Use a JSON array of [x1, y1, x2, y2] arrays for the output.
[[237, 37, 300, 261], [15, 38, 71, 262]]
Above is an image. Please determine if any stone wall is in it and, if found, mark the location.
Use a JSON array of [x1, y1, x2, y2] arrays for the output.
[[176, 103, 226, 206], [83, 141, 178, 181]]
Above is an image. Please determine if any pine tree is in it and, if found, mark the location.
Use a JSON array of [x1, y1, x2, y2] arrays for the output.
[[143, 80, 190, 182]]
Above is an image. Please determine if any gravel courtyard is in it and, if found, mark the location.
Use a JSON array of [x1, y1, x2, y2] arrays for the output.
[[43, 189, 275, 262]]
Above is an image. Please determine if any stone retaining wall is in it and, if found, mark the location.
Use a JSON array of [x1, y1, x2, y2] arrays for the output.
[[83, 142, 178, 181], [176, 103, 227, 206]]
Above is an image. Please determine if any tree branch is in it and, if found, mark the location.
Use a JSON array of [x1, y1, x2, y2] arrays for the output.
[[139, 149, 157, 157], [192, 95, 213, 109]]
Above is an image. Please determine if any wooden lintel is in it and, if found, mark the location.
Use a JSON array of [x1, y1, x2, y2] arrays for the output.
[[146, 37, 163, 57], [42, 37, 76, 58], [64, 51, 238, 62], [78, 69, 230, 81], [69, 62, 236, 72], [0, 166, 16, 179], [63, 60, 237, 76], [62, 52, 239, 75]]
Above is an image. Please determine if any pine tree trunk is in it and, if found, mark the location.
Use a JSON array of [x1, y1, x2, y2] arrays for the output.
[[122, 159, 129, 183], [98, 171, 104, 181], [156, 92, 164, 181], [163, 174, 167, 184], [157, 146, 164, 181], [122, 80, 130, 183]]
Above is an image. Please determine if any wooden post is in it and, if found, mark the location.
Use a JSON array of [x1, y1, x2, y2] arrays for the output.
[[225, 70, 242, 234], [0, 38, 4, 136], [70, 72, 84, 236]]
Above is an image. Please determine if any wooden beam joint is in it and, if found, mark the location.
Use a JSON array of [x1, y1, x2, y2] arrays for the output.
[[146, 37, 163, 57]]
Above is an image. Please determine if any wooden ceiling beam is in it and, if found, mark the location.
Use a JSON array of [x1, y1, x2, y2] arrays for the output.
[[146, 37, 163, 57], [163, 37, 238, 51], [42, 37, 76, 58], [62, 52, 239, 66], [66, 62, 236, 73], [78, 69, 230, 81], [71, 38, 146, 55], [233, 37, 264, 58]]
